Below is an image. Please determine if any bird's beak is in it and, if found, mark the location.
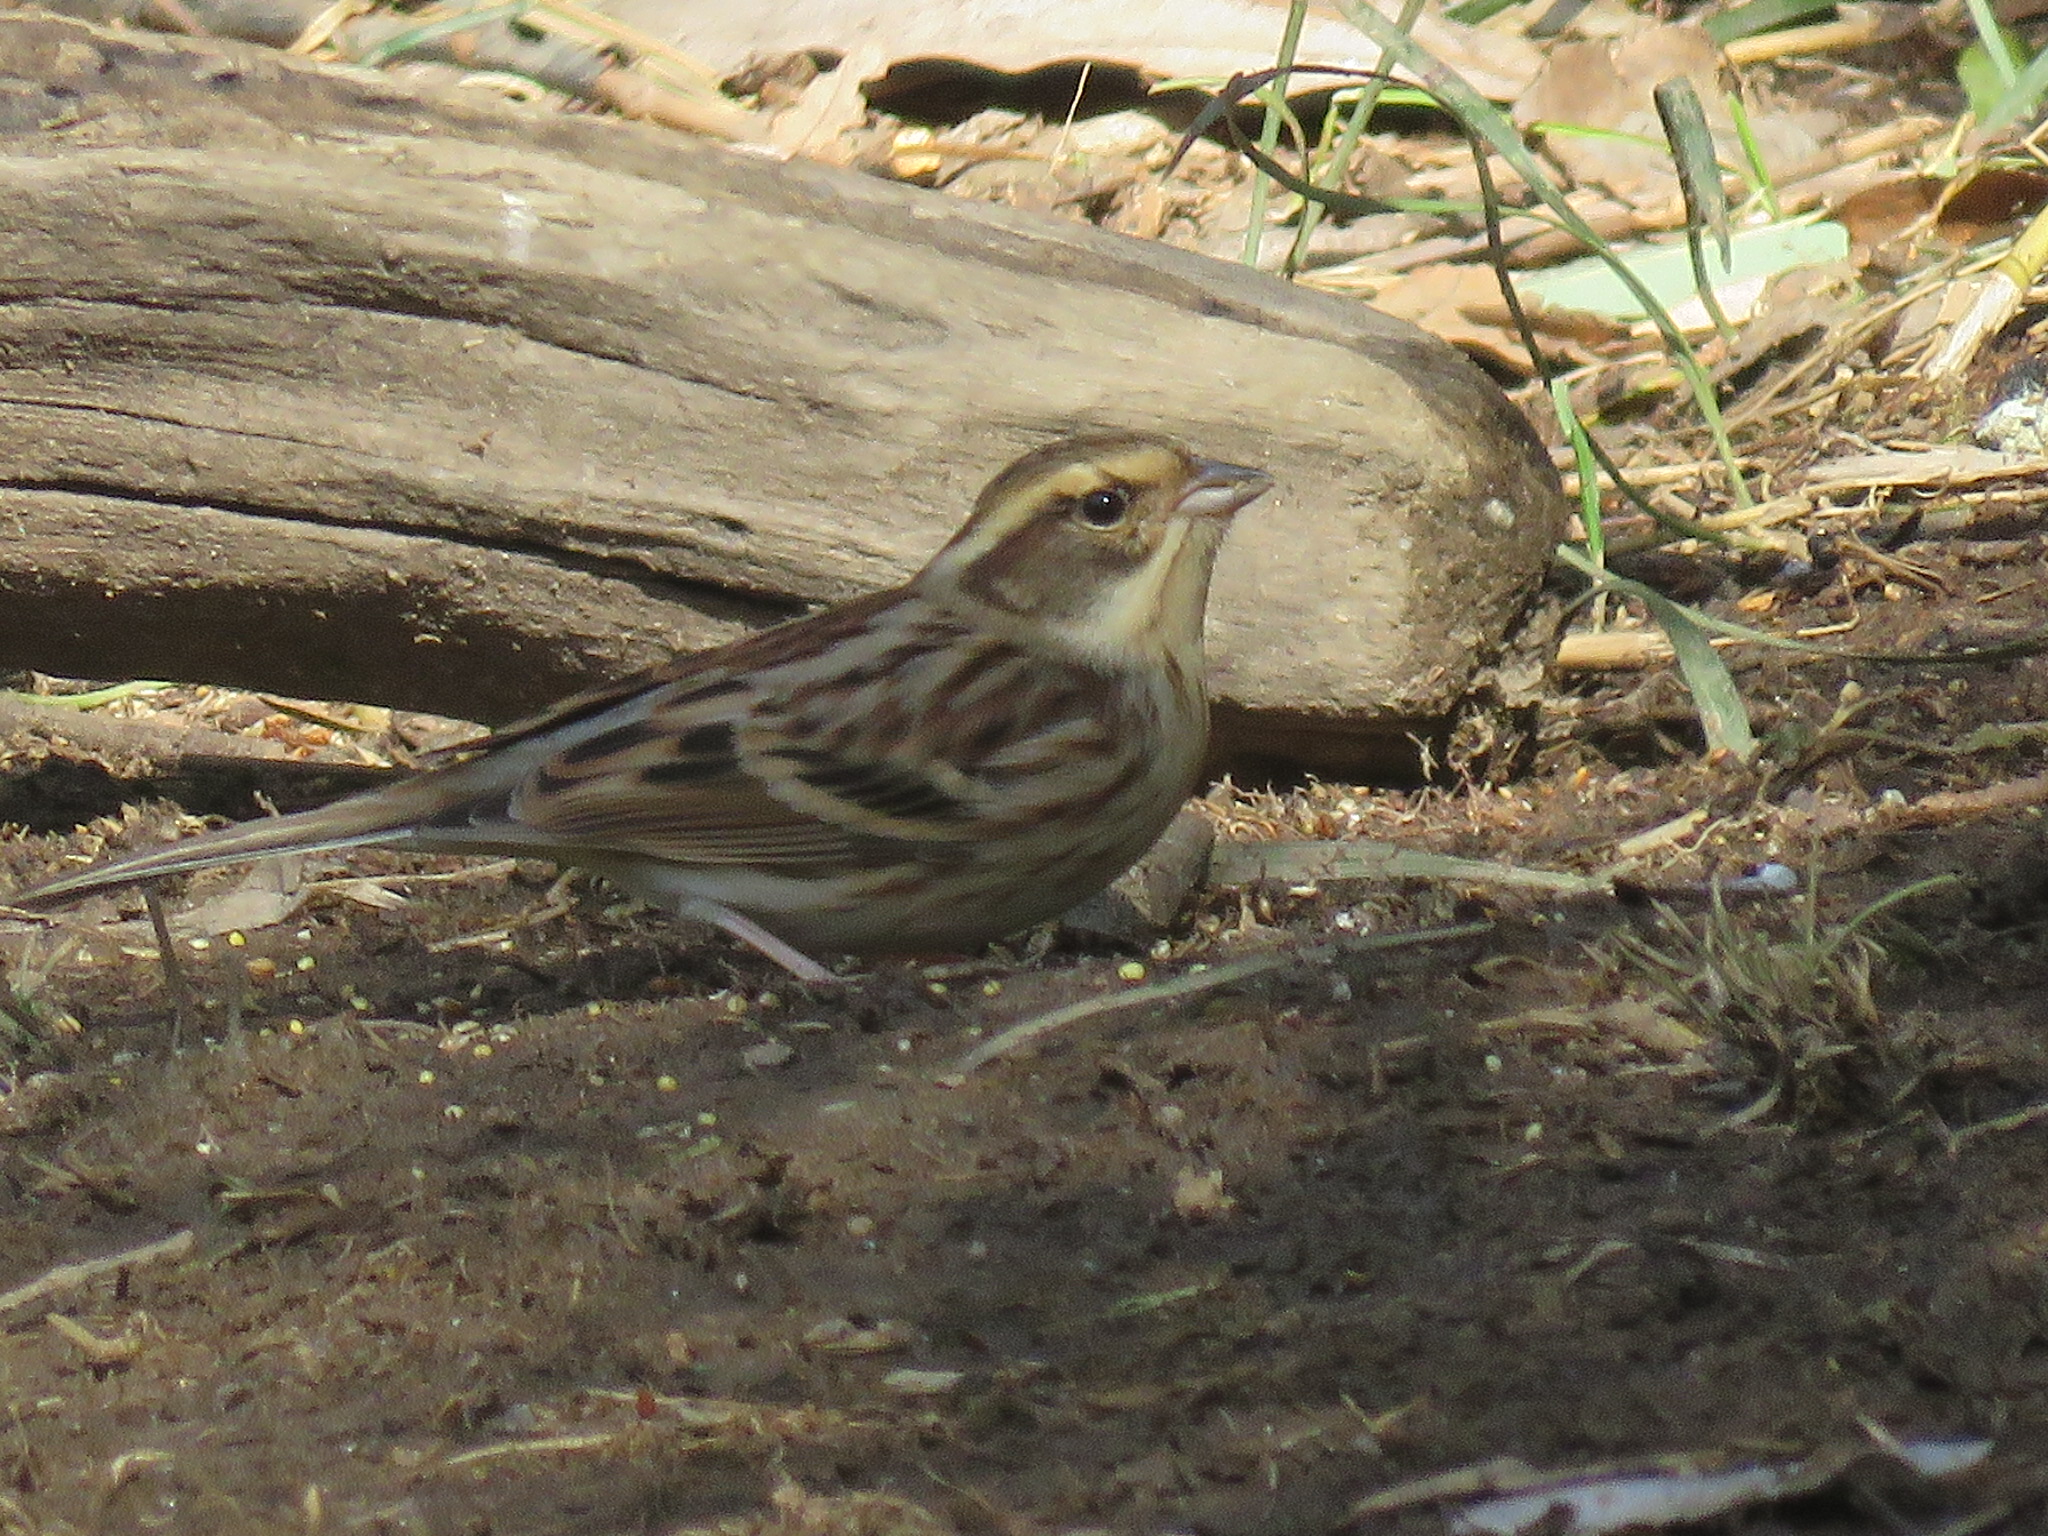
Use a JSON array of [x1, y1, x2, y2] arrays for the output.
[[1175, 458, 1274, 522]]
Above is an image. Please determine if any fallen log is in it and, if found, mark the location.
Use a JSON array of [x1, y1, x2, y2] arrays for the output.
[[0, 13, 1566, 779]]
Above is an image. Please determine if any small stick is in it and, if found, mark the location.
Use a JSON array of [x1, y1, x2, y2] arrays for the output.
[[1878, 774, 2048, 830], [0, 1229, 194, 1316], [142, 884, 195, 1049], [946, 922, 1491, 1076]]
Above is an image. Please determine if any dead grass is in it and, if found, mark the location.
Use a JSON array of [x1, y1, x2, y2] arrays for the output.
[[1598, 876, 1964, 1128]]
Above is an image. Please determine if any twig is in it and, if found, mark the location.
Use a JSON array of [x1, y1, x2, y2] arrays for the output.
[[1210, 840, 1607, 894], [0, 1230, 195, 1316], [946, 923, 1491, 1075], [439, 1432, 619, 1468], [1946, 1098, 2048, 1153], [1555, 630, 1679, 672], [1877, 774, 2048, 830], [1921, 200, 2048, 378]]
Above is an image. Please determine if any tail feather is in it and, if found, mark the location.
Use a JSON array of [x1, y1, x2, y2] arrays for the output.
[[10, 788, 430, 910]]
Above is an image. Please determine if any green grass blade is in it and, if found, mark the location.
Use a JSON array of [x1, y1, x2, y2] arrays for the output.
[[1550, 380, 1605, 565], [1725, 90, 1781, 218], [1284, 0, 1426, 277], [1326, 0, 1754, 506], [1704, 0, 1838, 45], [1961, 0, 2023, 92], [1445, 0, 1525, 21], [1657, 78, 1737, 346], [1981, 36, 2048, 130], [1556, 544, 1756, 761], [358, 1, 534, 67], [1242, 1, 1311, 267]]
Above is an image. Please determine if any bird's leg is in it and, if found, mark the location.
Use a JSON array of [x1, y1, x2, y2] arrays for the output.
[[141, 882, 195, 1049], [672, 896, 844, 985]]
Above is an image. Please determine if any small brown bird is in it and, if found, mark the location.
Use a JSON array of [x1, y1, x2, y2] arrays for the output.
[[13, 434, 1271, 980]]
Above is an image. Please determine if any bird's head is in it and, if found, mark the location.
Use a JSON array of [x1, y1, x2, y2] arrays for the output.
[[918, 433, 1272, 663]]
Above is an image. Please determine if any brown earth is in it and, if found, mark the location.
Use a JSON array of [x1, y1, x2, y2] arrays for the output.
[[4, 521, 2048, 1535], [2, 18, 2047, 1530]]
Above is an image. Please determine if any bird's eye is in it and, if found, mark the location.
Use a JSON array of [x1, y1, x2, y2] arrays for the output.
[[1074, 486, 1131, 529]]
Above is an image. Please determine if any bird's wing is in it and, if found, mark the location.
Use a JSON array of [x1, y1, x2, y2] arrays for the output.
[[498, 681, 878, 869], [427, 590, 892, 762], [480, 604, 1131, 871]]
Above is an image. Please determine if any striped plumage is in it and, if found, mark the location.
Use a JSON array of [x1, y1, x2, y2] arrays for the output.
[[13, 434, 1271, 980]]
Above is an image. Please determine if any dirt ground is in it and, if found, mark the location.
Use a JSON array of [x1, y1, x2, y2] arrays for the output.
[[5, 517, 2048, 1536], [5, 19, 2048, 1532]]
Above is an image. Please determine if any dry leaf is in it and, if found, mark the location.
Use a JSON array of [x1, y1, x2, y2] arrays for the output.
[[621, 0, 1546, 107]]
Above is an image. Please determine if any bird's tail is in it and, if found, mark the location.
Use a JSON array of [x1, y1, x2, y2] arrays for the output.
[[8, 780, 442, 910]]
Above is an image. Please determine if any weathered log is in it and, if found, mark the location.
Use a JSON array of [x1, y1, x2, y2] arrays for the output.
[[0, 14, 1566, 779]]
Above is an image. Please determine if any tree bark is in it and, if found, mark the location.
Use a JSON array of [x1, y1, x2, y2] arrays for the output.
[[0, 14, 1566, 778]]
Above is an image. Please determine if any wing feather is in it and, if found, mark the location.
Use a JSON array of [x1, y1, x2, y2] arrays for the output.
[[467, 603, 1140, 873]]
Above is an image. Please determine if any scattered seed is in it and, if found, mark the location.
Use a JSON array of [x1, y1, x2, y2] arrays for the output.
[[881, 1368, 963, 1396], [802, 1318, 912, 1354], [1171, 1166, 1235, 1221]]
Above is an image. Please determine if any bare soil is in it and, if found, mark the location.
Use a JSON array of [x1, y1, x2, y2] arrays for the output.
[[5, 520, 2048, 1536], [4, 26, 2048, 1531]]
